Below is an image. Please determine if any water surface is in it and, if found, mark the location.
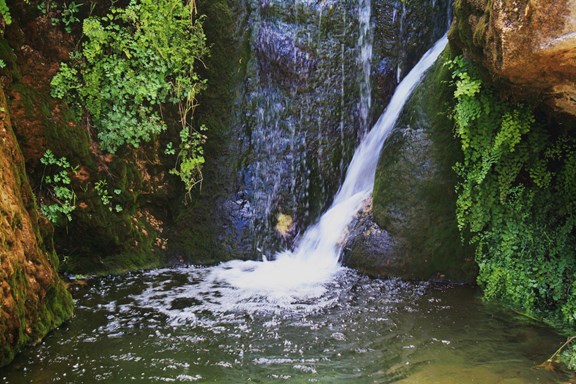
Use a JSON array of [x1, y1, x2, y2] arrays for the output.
[[1, 266, 568, 383]]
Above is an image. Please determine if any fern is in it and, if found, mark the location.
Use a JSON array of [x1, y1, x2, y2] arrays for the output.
[[448, 56, 576, 332]]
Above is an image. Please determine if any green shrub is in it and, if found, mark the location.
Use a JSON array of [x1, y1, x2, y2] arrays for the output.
[[51, 0, 209, 190], [447, 56, 576, 327]]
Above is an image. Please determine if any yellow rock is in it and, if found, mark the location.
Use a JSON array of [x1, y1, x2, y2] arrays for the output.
[[275, 213, 294, 237]]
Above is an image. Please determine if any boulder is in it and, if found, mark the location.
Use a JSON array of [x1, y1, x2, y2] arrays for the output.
[[450, 0, 576, 116], [345, 53, 476, 283]]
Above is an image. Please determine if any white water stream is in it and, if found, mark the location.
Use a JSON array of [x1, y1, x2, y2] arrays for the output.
[[358, 0, 373, 137], [210, 35, 449, 303]]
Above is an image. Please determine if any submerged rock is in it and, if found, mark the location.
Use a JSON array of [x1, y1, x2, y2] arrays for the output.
[[450, 0, 576, 116]]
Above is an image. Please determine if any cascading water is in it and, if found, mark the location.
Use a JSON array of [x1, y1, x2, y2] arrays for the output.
[[396, 0, 407, 83], [241, 1, 366, 256], [211, 35, 449, 303], [357, 0, 373, 137]]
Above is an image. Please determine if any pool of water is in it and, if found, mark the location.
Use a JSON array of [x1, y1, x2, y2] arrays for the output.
[[0, 266, 569, 383]]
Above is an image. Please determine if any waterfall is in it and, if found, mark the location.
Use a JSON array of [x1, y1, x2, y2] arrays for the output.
[[396, 0, 407, 84], [357, 0, 373, 137], [211, 35, 448, 301]]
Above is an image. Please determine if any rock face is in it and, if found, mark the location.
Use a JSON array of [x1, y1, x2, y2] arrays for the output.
[[0, 8, 176, 274], [345, 53, 476, 282], [450, 0, 576, 116], [183, 0, 452, 262], [0, 87, 73, 367]]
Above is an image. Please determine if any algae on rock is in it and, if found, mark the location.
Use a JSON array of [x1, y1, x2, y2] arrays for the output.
[[0, 87, 73, 367]]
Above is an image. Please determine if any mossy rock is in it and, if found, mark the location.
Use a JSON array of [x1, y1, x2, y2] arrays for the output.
[[1, 13, 169, 275], [0, 85, 73, 367], [169, 0, 253, 263], [346, 49, 476, 282]]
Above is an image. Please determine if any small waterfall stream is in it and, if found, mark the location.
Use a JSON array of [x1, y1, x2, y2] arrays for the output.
[[242, 1, 364, 256], [211, 35, 449, 301], [357, 0, 373, 137]]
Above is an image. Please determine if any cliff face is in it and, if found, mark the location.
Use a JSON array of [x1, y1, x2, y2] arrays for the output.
[[0, 86, 73, 367], [450, 0, 576, 116], [0, 5, 178, 274]]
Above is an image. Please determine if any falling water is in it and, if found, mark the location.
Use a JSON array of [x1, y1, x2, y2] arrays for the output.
[[396, 0, 407, 83], [446, 0, 453, 30], [357, 0, 373, 136], [242, 2, 364, 255], [211, 34, 449, 301]]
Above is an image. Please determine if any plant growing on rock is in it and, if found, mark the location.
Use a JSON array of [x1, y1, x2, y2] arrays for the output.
[[447, 56, 576, 340], [50, 1, 83, 33], [51, 0, 209, 192], [39, 149, 78, 223], [94, 179, 123, 212]]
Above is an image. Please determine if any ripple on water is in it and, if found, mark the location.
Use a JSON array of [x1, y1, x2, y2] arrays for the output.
[[0, 265, 569, 384]]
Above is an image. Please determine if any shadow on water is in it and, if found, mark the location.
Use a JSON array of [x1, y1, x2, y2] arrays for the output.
[[0, 266, 570, 383]]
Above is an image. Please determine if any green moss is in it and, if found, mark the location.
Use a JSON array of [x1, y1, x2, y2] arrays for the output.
[[372, 48, 476, 282], [1, 269, 73, 366], [11, 80, 94, 168], [31, 279, 73, 342], [7, 79, 160, 275], [0, 37, 21, 81], [449, 0, 490, 59], [171, 0, 250, 263], [0, 84, 74, 368]]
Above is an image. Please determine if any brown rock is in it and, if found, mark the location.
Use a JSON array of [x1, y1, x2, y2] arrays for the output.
[[451, 0, 576, 116], [0, 86, 73, 367]]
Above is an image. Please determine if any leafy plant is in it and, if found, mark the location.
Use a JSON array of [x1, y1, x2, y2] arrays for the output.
[[539, 336, 576, 371], [39, 150, 78, 224], [164, 142, 176, 156], [447, 56, 576, 330], [0, 0, 11, 25], [51, 0, 209, 194], [37, 1, 50, 15], [94, 179, 123, 212], [50, 1, 83, 33], [94, 180, 112, 206], [561, 342, 576, 371], [170, 124, 207, 198]]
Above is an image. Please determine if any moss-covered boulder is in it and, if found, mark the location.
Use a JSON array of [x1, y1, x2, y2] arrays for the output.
[[0, 87, 73, 367], [344, 50, 476, 282]]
